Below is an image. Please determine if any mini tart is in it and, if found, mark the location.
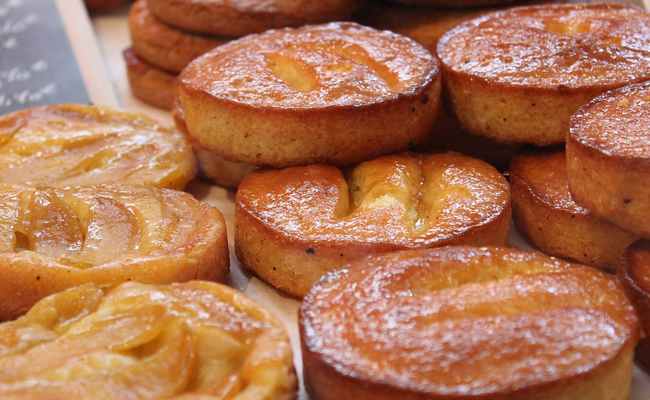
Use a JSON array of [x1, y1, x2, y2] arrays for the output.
[[147, 0, 360, 37], [509, 148, 638, 271], [0, 281, 296, 399], [301, 246, 640, 400], [173, 101, 256, 188], [179, 22, 441, 167], [437, 4, 650, 146], [235, 152, 510, 297], [0, 104, 196, 189], [567, 81, 650, 239], [124, 48, 178, 110], [0, 184, 229, 320], [618, 240, 650, 369], [128, 0, 227, 73]]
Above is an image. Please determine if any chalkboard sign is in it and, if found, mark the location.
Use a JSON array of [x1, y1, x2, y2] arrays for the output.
[[0, 0, 91, 113]]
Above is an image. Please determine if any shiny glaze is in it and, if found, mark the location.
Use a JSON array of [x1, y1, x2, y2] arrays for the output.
[[237, 153, 509, 247], [180, 22, 438, 109], [301, 246, 638, 395], [438, 4, 650, 88], [570, 81, 650, 160], [509, 149, 588, 214], [0, 105, 195, 189], [0, 185, 212, 268], [0, 281, 295, 399]]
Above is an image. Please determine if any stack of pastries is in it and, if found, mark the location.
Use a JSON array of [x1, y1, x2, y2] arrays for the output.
[[2, 0, 650, 399]]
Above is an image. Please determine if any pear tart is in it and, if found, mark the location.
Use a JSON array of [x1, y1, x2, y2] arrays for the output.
[[618, 240, 650, 369], [235, 152, 510, 297], [301, 246, 640, 400], [179, 22, 440, 167], [124, 48, 178, 110], [0, 104, 196, 189], [567, 81, 650, 239], [509, 148, 638, 271], [129, 0, 227, 74], [0, 185, 229, 320], [437, 4, 650, 145], [0, 281, 297, 400], [147, 0, 359, 37]]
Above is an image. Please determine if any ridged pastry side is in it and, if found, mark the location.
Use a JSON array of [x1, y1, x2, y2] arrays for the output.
[[437, 4, 650, 145], [0, 185, 229, 320], [235, 152, 510, 297], [124, 48, 178, 110], [179, 22, 441, 167], [567, 81, 650, 239], [509, 148, 638, 271], [301, 246, 639, 400], [0, 281, 296, 400]]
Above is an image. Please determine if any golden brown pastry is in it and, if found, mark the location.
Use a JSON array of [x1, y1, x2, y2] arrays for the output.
[[301, 246, 640, 400], [567, 81, 650, 239], [173, 102, 256, 188], [235, 152, 510, 297], [179, 22, 440, 167], [124, 48, 178, 110], [437, 4, 650, 145], [128, 0, 227, 73], [618, 240, 650, 369], [0, 104, 196, 189], [0, 184, 229, 320], [0, 280, 296, 399], [509, 148, 638, 271], [147, 0, 360, 37]]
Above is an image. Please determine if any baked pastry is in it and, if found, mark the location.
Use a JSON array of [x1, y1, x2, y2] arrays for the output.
[[235, 152, 510, 297], [383, 0, 519, 9], [509, 148, 638, 271], [0, 184, 229, 320], [567, 81, 650, 239], [179, 22, 441, 167], [0, 280, 296, 399], [124, 48, 178, 110], [128, 0, 227, 73], [301, 246, 640, 400], [85, 0, 131, 12], [618, 240, 650, 369], [0, 104, 196, 189], [147, 0, 360, 37], [173, 102, 256, 188], [437, 3, 650, 145]]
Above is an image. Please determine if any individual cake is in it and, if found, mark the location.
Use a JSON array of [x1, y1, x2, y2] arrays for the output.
[[301, 246, 640, 400], [437, 3, 650, 145], [0, 184, 229, 320], [0, 104, 196, 189], [618, 240, 650, 369], [128, 0, 227, 74], [235, 152, 510, 297], [179, 22, 441, 167], [147, 0, 361, 37], [509, 148, 638, 271], [124, 48, 178, 110], [0, 281, 297, 399], [567, 80, 650, 239]]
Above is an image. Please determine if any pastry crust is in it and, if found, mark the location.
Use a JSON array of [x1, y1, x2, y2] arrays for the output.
[[301, 246, 640, 400], [567, 81, 650, 239], [618, 240, 650, 369], [235, 152, 510, 297], [437, 3, 650, 145], [0, 184, 229, 320], [179, 22, 441, 167], [0, 281, 296, 400], [124, 48, 178, 110], [128, 0, 227, 73], [0, 104, 196, 189], [147, 0, 360, 37], [509, 148, 638, 271]]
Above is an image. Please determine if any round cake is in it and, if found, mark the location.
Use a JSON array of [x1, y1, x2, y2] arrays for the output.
[[124, 48, 178, 110]]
